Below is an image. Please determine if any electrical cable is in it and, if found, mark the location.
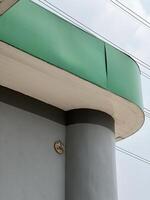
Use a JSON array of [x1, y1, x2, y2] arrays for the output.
[[36, 0, 150, 118], [116, 146, 150, 165], [144, 108, 150, 118], [141, 71, 150, 79], [37, 0, 150, 72], [144, 107, 150, 113], [38, 0, 150, 119], [36, 0, 150, 167], [33, 0, 150, 168], [111, 0, 150, 29]]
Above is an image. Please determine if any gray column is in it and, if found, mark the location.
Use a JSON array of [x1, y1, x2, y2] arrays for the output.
[[66, 109, 118, 200]]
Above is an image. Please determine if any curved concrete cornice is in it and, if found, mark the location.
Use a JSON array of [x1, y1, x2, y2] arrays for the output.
[[0, 0, 144, 139], [0, 42, 144, 139]]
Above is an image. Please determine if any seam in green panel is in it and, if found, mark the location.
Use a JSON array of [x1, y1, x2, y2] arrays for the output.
[[104, 43, 108, 87]]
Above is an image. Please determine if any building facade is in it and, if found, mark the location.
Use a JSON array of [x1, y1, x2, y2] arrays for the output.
[[0, 1, 144, 199]]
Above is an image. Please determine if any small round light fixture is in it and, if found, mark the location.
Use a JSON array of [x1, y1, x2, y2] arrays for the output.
[[54, 140, 64, 155]]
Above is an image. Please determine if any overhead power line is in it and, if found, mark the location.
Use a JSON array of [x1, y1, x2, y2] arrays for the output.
[[144, 108, 150, 118], [111, 0, 150, 29], [141, 71, 150, 79], [38, 0, 150, 166], [116, 146, 150, 165], [37, 1, 150, 80], [145, 112, 150, 118], [38, 0, 150, 116], [144, 107, 150, 113], [38, 0, 150, 72]]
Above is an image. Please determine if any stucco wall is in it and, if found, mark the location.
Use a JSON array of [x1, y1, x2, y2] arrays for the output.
[[66, 123, 118, 200], [0, 102, 65, 200]]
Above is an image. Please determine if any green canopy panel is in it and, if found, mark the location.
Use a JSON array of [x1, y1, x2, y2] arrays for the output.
[[0, 0, 144, 139]]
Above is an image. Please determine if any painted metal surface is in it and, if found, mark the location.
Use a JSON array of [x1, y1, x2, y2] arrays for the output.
[[0, 0, 143, 108], [106, 44, 143, 107]]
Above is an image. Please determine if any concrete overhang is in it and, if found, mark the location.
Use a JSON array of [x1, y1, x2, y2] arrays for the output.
[[0, 42, 144, 140], [0, 0, 18, 15], [0, 0, 145, 140]]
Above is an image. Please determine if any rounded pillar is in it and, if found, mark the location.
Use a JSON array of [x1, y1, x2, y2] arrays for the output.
[[66, 109, 118, 200]]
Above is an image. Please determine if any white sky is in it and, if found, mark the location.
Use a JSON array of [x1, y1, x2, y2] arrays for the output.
[[34, 0, 150, 199]]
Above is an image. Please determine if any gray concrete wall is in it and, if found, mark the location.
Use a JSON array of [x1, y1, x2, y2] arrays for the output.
[[66, 123, 118, 200], [0, 102, 65, 200], [0, 98, 118, 200]]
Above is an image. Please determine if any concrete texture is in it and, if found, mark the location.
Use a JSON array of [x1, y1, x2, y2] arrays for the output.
[[66, 123, 118, 200], [0, 102, 65, 200], [0, 100, 118, 200]]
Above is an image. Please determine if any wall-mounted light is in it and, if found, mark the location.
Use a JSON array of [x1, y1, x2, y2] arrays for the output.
[[54, 140, 65, 155]]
